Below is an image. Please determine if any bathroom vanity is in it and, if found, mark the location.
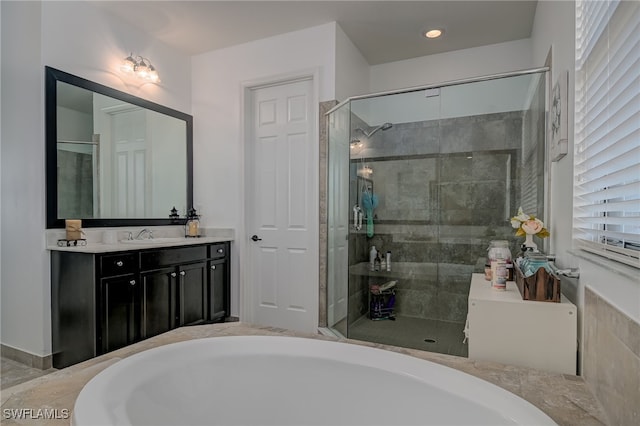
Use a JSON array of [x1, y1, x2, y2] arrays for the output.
[[50, 240, 231, 368]]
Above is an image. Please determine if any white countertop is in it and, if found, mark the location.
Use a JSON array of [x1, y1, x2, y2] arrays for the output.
[[468, 273, 574, 306], [46, 226, 234, 253]]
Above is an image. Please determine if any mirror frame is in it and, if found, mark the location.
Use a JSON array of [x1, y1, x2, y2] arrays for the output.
[[45, 66, 193, 228]]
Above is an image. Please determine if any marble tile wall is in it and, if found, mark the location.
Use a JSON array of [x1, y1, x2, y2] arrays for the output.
[[348, 111, 529, 324], [583, 287, 640, 425], [318, 100, 337, 328]]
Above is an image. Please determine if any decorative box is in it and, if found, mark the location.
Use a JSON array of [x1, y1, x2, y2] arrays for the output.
[[514, 263, 561, 302]]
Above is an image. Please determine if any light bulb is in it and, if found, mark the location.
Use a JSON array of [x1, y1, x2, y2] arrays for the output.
[[135, 60, 149, 79], [121, 55, 136, 73], [147, 65, 159, 83]]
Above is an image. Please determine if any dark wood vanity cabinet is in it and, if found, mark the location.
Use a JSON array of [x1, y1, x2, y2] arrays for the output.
[[51, 241, 230, 368], [100, 273, 140, 354]]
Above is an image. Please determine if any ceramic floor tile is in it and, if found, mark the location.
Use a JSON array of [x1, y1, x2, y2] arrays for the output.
[[1, 358, 55, 390]]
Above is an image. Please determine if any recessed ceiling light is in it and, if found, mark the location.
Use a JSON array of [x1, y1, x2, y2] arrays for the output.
[[424, 28, 444, 39]]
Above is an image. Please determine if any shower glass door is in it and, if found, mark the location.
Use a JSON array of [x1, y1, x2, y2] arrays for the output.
[[327, 70, 547, 355]]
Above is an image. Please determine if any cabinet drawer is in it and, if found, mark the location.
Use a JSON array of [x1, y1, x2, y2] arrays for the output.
[[209, 243, 228, 259], [141, 246, 208, 270], [100, 253, 138, 277]]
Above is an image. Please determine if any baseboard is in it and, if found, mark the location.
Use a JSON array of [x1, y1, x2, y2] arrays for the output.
[[1, 344, 52, 370]]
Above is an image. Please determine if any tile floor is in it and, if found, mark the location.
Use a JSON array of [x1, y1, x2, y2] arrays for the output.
[[1, 357, 55, 390]]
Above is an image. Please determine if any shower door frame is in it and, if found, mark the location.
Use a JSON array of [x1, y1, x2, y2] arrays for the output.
[[323, 66, 551, 339]]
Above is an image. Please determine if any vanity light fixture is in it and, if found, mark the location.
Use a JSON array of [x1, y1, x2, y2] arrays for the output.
[[350, 139, 364, 149], [121, 53, 160, 83], [424, 28, 444, 39]]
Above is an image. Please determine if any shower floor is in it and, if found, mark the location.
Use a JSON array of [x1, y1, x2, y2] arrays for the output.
[[345, 315, 468, 358]]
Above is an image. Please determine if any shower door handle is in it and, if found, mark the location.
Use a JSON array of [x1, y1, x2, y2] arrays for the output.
[[250, 235, 262, 242]]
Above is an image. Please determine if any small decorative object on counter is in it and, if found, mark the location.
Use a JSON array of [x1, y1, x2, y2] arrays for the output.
[[510, 207, 550, 252], [57, 239, 87, 247], [487, 240, 512, 287], [491, 259, 508, 290], [169, 206, 180, 223], [488, 240, 512, 262], [184, 207, 200, 238], [65, 219, 83, 241], [514, 253, 561, 302]]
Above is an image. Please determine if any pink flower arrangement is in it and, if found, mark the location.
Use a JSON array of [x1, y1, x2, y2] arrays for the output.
[[510, 207, 550, 238]]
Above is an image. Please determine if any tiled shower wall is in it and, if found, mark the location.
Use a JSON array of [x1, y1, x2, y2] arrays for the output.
[[349, 111, 530, 324], [583, 287, 640, 425], [57, 150, 94, 217]]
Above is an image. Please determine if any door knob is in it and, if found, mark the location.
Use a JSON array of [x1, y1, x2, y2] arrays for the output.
[[250, 235, 262, 242]]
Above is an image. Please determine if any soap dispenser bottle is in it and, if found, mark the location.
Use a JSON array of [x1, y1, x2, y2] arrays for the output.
[[374, 252, 381, 271], [369, 246, 377, 271]]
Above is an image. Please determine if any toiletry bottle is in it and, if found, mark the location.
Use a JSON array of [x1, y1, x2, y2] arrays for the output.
[[369, 246, 377, 271], [374, 252, 381, 271], [386, 251, 391, 271]]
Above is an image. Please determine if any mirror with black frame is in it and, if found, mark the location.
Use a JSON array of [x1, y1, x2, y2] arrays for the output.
[[45, 66, 193, 228]]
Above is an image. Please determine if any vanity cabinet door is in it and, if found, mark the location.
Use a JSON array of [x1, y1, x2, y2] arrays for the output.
[[100, 274, 140, 354], [208, 258, 229, 321], [140, 267, 176, 339], [178, 262, 208, 326]]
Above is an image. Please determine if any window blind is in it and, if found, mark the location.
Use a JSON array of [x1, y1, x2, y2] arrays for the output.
[[574, 0, 640, 268]]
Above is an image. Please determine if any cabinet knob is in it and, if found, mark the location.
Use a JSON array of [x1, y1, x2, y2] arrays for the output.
[[180, 271, 186, 276], [171, 272, 177, 278], [116, 261, 124, 267], [211, 265, 216, 270], [217, 248, 224, 253], [129, 280, 136, 286]]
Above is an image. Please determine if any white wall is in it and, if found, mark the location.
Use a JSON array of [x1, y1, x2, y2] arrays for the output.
[[531, 0, 639, 323], [1, 0, 48, 357], [41, 2, 191, 113], [354, 72, 539, 127], [0, 0, 191, 357], [334, 24, 370, 100], [370, 38, 534, 93], [191, 22, 337, 318]]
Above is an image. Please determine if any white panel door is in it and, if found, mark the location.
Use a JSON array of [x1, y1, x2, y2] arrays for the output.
[[247, 78, 317, 332], [112, 110, 148, 217]]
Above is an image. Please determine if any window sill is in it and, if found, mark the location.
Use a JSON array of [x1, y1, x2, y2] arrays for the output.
[[568, 249, 639, 282]]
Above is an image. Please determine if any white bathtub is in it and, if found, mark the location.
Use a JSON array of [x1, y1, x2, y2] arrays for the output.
[[73, 336, 556, 425]]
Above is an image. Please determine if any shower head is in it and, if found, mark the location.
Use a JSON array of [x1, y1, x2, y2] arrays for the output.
[[356, 122, 393, 138]]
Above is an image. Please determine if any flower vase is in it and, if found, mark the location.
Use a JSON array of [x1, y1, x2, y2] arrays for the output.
[[524, 233, 538, 251]]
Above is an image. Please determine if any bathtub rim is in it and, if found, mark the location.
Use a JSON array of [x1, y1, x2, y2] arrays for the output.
[[73, 335, 557, 425]]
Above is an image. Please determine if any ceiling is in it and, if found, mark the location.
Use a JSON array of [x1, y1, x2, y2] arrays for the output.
[[93, 1, 538, 65]]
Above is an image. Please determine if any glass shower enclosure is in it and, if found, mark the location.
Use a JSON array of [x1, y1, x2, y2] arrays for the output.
[[326, 69, 548, 356]]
